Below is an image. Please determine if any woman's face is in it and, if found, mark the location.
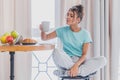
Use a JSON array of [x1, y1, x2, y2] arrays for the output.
[[66, 10, 80, 26]]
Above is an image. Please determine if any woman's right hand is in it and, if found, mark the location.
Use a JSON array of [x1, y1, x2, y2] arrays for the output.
[[39, 24, 46, 40], [39, 24, 43, 32], [39, 24, 57, 40]]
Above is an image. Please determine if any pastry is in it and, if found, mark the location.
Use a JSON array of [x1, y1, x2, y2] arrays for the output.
[[22, 38, 37, 43]]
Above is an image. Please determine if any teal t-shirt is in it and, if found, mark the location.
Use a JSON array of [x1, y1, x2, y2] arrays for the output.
[[56, 26, 92, 57]]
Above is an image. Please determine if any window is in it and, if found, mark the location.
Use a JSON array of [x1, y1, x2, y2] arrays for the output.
[[31, 0, 55, 37], [31, 0, 58, 80]]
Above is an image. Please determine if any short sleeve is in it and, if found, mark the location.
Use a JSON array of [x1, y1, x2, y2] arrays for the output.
[[56, 28, 62, 38], [56, 27, 66, 39], [84, 31, 92, 43], [56, 27, 63, 39]]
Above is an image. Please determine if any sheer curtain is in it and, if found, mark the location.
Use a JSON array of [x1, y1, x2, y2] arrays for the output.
[[0, 0, 31, 80], [59, 0, 120, 80]]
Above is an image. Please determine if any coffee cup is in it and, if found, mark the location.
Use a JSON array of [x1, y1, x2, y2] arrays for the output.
[[41, 21, 50, 32]]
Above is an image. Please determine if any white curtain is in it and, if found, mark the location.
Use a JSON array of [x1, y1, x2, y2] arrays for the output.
[[0, 0, 31, 80], [59, 0, 120, 80]]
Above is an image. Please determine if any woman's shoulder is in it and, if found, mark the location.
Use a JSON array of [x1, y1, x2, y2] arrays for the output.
[[56, 25, 69, 30], [81, 28, 90, 34]]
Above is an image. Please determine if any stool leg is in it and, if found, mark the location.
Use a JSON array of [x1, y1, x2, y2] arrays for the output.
[[87, 77, 90, 80], [85, 77, 89, 80]]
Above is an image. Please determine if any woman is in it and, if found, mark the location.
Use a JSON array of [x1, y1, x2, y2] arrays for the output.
[[40, 4, 106, 77]]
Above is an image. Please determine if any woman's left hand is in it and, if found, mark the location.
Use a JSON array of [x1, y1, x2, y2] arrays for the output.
[[68, 64, 79, 77]]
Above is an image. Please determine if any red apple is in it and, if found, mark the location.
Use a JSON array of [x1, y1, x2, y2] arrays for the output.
[[6, 36, 14, 44]]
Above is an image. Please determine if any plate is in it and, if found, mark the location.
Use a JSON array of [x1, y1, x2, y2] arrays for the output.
[[22, 42, 37, 45]]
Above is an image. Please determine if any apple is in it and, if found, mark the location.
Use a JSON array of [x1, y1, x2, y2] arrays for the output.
[[6, 36, 14, 44], [3, 32, 11, 36], [0, 32, 11, 44], [0, 36, 7, 44], [11, 30, 19, 38]]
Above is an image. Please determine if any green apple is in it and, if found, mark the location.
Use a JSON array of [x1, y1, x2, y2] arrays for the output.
[[0, 35, 7, 44], [11, 30, 19, 38]]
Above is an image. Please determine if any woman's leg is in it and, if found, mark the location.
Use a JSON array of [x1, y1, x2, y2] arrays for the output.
[[52, 48, 74, 70], [79, 56, 107, 76], [52, 48, 107, 77]]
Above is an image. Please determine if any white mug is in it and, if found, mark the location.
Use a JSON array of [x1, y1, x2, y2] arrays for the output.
[[41, 21, 50, 32]]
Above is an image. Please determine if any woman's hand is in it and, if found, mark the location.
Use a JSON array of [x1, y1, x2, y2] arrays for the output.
[[39, 24, 57, 40], [68, 64, 79, 77], [67, 43, 89, 77], [39, 24, 43, 32], [39, 24, 46, 40]]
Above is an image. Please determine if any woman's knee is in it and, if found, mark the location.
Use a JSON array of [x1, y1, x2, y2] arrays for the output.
[[98, 56, 107, 66], [52, 48, 61, 58]]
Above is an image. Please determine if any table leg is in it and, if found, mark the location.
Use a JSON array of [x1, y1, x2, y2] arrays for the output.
[[9, 52, 15, 80]]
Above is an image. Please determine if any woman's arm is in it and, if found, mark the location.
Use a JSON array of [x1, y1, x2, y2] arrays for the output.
[[69, 43, 90, 77], [40, 24, 57, 40], [41, 31, 57, 40], [75, 43, 90, 66]]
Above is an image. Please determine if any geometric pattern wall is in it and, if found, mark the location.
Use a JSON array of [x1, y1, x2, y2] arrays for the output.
[[32, 50, 58, 80]]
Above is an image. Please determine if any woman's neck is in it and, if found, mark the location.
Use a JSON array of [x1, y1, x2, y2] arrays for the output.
[[70, 25, 81, 32]]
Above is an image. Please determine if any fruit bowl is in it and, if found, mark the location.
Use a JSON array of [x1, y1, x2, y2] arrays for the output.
[[0, 30, 22, 45]]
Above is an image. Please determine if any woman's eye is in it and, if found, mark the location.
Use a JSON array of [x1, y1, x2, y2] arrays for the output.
[[70, 13, 74, 17], [66, 13, 74, 18]]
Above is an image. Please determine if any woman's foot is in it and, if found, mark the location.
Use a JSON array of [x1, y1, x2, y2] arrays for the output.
[[53, 70, 68, 77]]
